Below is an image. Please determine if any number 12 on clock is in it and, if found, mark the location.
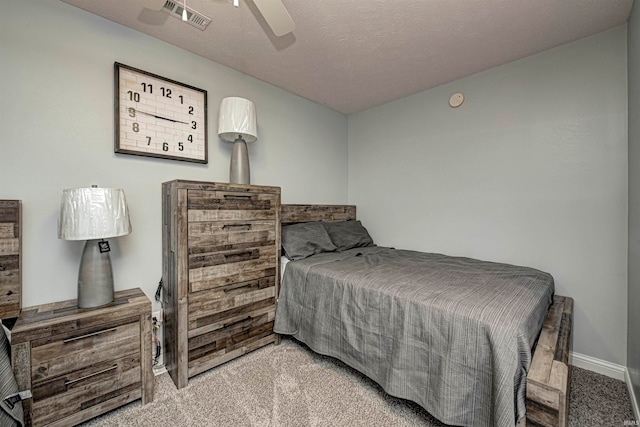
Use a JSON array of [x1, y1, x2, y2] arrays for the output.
[[114, 62, 208, 163]]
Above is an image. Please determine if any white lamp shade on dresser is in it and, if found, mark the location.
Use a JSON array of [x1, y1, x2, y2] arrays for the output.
[[217, 97, 258, 143]]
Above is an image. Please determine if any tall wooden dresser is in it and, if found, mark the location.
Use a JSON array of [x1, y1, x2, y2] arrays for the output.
[[162, 180, 281, 389]]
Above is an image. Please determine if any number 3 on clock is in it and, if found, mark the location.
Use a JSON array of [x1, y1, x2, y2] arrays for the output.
[[114, 62, 208, 163]]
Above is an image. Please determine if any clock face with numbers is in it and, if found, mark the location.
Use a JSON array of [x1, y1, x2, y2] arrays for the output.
[[114, 62, 208, 163]]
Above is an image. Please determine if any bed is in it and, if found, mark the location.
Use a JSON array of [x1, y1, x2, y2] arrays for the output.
[[274, 204, 573, 427]]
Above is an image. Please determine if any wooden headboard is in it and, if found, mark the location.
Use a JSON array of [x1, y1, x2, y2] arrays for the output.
[[281, 204, 356, 224]]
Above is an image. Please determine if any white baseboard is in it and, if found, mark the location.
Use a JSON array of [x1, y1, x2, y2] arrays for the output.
[[625, 368, 640, 421], [569, 351, 626, 380], [570, 351, 639, 420]]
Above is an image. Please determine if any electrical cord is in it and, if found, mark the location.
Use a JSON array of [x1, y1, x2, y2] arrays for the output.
[[152, 315, 161, 366]]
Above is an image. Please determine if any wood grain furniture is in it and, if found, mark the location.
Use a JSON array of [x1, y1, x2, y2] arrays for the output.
[[280, 204, 573, 427], [0, 200, 21, 319], [526, 295, 573, 427], [10, 288, 153, 427], [162, 180, 281, 389]]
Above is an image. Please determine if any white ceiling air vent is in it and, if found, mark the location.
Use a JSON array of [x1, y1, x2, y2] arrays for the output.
[[162, 0, 211, 31]]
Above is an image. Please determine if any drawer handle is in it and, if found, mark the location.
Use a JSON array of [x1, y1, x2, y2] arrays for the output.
[[223, 194, 252, 200], [63, 328, 117, 343], [224, 251, 254, 259], [222, 224, 252, 231], [64, 365, 118, 386], [0, 265, 4, 271]]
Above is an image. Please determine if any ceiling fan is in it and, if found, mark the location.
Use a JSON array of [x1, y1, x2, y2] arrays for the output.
[[135, 0, 295, 36]]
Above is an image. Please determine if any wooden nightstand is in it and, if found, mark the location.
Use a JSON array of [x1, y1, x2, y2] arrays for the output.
[[10, 288, 153, 426]]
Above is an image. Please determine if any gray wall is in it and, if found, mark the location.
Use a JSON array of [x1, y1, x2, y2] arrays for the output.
[[348, 27, 628, 365], [628, 0, 640, 412], [0, 0, 348, 310]]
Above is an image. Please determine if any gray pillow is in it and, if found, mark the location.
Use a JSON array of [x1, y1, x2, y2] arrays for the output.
[[322, 220, 374, 251], [281, 222, 337, 260]]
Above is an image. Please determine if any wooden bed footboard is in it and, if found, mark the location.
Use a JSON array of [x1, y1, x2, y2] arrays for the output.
[[526, 295, 573, 427], [280, 204, 574, 427]]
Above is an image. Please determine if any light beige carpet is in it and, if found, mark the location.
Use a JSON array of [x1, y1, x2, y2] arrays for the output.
[[84, 338, 635, 426]]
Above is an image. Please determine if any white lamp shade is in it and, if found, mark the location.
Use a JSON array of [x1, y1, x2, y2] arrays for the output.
[[58, 188, 132, 241], [218, 97, 258, 143]]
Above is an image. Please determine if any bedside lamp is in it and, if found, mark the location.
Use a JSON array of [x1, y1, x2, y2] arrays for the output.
[[58, 186, 132, 308], [218, 97, 258, 184]]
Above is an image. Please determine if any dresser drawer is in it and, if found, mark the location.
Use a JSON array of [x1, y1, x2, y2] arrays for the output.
[[187, 190, 277, 221], [188, 220, 276, 254], [188, 245, 276, 293], [187, 307, 275, 378], [30, 319, 141, 384], [187, 312, 274, 360], [186, 277, 276, 376], [187, 276, 276, 335]]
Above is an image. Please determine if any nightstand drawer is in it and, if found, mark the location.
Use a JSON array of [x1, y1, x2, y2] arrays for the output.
[[188, 220, 276, 254], [31, 319, 140, 384], [31, 354, 141, 426]]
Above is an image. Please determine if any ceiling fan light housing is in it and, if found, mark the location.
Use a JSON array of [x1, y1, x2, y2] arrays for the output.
[[135, 0, 166, 11]]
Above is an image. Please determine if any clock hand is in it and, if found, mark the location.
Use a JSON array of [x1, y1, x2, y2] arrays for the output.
[[132, 109, 190, 125]]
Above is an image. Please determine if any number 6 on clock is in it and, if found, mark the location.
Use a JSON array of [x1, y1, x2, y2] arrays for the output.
[[114, 62, 208, 163]]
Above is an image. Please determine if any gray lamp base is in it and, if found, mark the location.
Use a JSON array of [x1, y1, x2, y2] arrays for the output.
[[77, 239, 114, 308], [230, 138, 250, 184]]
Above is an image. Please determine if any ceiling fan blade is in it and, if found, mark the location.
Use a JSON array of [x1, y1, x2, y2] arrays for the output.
[[252, 0, 295, 37], [133, 0, 166, 11]]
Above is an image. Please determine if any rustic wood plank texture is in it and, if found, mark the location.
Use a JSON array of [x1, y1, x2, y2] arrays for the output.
[[162, 180, 281, 389], [162, 182, 181, 389], [44, 390, 141, 427], [11, 288, 153, 426], [526, 295, 573, 427], [11, 341, 31, 426], [0, 224, 16, 239], [140, 310, 153, 405], [189, 303, 276, 339], [281, 204, 356, 224], [0, 200, 21, 319], [187, 334, 276, 378], [188, 220, 276, 254], [30, 321, 140, 383], [189, 267, 276, 294]]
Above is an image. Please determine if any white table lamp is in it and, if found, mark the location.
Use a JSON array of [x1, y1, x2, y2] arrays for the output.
[[218, 97, 258, 184], [58, 186, 132, 308]]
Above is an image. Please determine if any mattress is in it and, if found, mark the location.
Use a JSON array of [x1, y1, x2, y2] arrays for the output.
[[274, 246, 554, 427]]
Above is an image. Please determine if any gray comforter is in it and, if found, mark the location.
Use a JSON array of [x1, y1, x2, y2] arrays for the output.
[[273, 246, 554, 427]]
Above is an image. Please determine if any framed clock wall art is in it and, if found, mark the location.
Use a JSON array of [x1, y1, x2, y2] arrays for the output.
[[114, 62, 208, 163]]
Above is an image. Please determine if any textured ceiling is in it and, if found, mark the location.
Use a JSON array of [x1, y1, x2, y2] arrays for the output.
[[60, 0, 633, 114]]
